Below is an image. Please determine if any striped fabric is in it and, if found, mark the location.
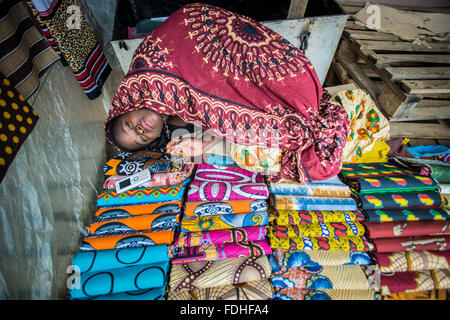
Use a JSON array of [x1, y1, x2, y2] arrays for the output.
[[27, 0, 111, 100], [0, 0, 60, 99]]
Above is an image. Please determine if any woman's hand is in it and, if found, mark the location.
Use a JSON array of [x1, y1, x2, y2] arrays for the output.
[[166, 137, 215, 158]]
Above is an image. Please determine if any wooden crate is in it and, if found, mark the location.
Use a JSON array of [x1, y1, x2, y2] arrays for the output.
[[329, 2, 450, 142]]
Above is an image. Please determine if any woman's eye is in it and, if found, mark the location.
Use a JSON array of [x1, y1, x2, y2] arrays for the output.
[[139, 135, 146, 141], [126, 122, 132, 129]]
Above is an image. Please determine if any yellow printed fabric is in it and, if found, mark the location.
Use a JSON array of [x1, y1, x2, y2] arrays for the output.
[[332, 89, 390, 163], [275, 209, 365, 225], [270, 221, 366, 238], [268, 231, 371, 251], [230, 143, 283, 174]]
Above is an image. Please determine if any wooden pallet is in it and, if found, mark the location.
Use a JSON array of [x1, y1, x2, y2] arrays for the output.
[[329, 3, 450, 142]]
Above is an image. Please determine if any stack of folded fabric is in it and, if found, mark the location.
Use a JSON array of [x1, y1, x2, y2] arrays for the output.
[[267, 176, 375, 300], [340, 162, 450, 300], [167, 164, 273, 300], [67, 151, 193, 300]]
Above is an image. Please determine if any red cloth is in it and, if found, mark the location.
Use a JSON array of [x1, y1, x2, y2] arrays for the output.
[[364, 220, 450, 239], [105, 3, 349, 182], [372, 235, 450, 252]]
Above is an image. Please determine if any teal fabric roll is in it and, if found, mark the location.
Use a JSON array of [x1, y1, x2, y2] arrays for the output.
[[69, 261, 170, 299], [71, 245, 169, 273], [77, 287, 166, 300]]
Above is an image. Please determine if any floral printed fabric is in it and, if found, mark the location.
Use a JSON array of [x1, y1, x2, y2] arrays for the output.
[[230, 144, 283, 174], [273, 288, 375, 300], [332, 89, 390, 164], [271, 264, 370, 290], [271, 248, 372, 268], [167, 279, 273, 300], [170, 239, 272, 264]]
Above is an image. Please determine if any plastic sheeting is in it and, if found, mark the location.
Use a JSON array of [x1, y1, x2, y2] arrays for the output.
[[0, 61, 124, 299]]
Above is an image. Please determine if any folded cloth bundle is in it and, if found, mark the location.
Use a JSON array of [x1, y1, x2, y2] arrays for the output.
[[167, 279, 273, 300], [184, 199, 267, 217], [102, 150, 187, 176], [273, 288, 375, 300], [346, 175, 439, 194], [371, 235, 450, 252], [274, 209, 366, 225], [85, 212, 180, 236], [78, 287, 166, 300], [271, 222, 366, 238], [168, 255, 272, 293], [358, 190, 442, 210], [363, 220, 450, 239], [389, 156, 450, 184], [273, 195, 358, 211], [170, 239, 272, 264], [373, 251, 450, 273], [363, 208, 450, 222], [269, 233, 371, 251], [270, 248, 372, 268], [71, 245, 169, 273], [172, 226, 268, 248], [69, 261, 170, 299], [380, 269, 450, 295], [205, 154, 237, 166], [180, 211, 269, 233], [79, 230, 175, 251], [269, 176, 352, 198], [103, 164, 194, 189], [94, 202, 181, 221], [340, 162, 415, 178], [378, 289, 450, 300], [97, 180, 190, 207], [186, 164, 269, 202], [271, 264, 370, 290]]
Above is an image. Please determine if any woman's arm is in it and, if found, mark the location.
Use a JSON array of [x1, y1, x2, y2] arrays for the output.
[[166, 136, 216, 157]]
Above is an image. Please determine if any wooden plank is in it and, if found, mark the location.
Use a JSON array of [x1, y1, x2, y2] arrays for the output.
[[357, 40, 450, 53], [335, 56, 380, 105], [390, 99, 450, 121], [345, 22, 368, 31], [384, 67, 450, 80], [389, 122, 450, 139], [287, 0, 308, 19], [401, 80, 450, 94], [369, 53, 450, 66], [344, 29, 401, 42]]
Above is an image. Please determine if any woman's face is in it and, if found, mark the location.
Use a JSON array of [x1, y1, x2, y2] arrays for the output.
[[112, 108, 165, 151]]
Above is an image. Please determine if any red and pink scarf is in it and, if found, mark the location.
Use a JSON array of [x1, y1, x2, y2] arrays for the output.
[[105, 3, 349, 182]]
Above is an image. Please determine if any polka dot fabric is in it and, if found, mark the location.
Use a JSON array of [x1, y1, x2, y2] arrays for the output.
[[0, 73, 38, 182]]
